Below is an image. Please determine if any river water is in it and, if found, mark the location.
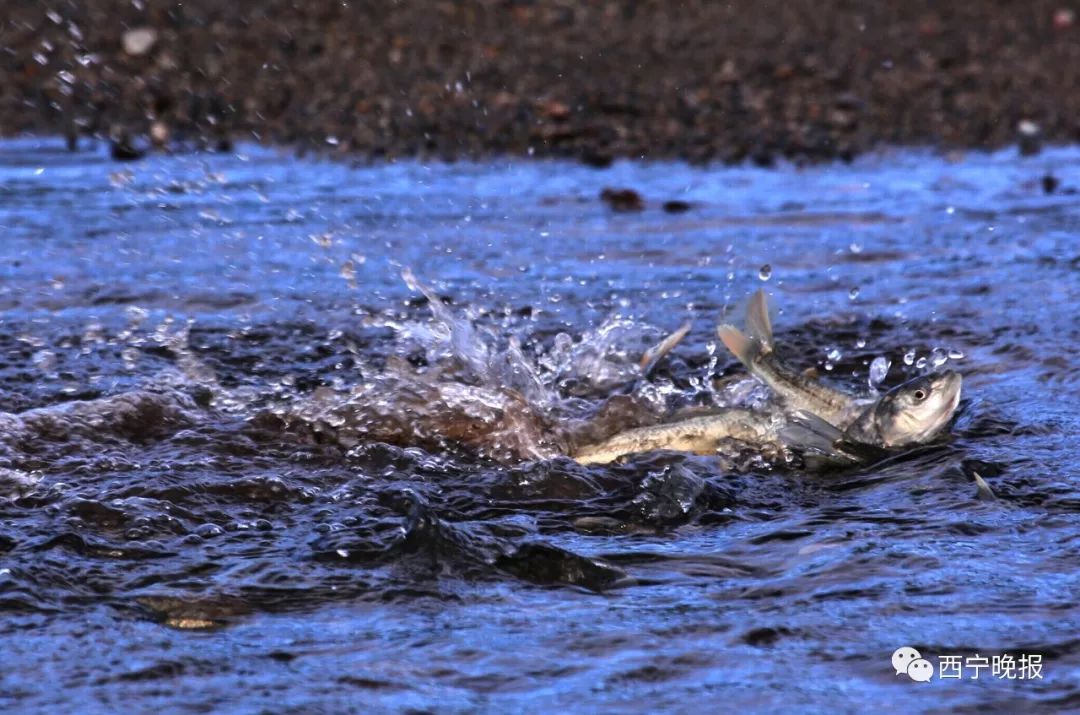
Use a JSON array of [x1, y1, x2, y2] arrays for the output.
[[1, 138, 1078, 713]]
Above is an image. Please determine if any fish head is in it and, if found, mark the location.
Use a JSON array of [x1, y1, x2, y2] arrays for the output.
[[865, 370, 963, 448]]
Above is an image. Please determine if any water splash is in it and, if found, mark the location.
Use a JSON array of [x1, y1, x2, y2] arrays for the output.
[[869, 356, 891, 388]]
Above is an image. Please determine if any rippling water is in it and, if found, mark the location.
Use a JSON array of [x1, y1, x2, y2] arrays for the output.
[[1, 139, 1078, 713]]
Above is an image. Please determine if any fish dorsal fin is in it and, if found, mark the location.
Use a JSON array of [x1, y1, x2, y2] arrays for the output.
[[746, 289, 774, 353]]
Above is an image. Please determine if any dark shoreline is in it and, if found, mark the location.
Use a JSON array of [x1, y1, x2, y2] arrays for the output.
[[4, 1, 1079, 165]]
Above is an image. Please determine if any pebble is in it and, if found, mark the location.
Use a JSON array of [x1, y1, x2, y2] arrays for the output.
[[122, 27, 158, 56]]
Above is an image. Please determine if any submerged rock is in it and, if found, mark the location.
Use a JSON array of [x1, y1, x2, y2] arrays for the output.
[[600, 188, 645, 212]]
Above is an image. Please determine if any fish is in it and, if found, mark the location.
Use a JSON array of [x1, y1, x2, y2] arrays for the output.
[[572, 409, 783, 465], [717, 290, 872, 427], [573, 291, 963, 465], [718, 289, 963, 450]]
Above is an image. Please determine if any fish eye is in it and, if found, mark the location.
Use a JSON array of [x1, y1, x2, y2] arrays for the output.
[[913, 389, 927, 401]]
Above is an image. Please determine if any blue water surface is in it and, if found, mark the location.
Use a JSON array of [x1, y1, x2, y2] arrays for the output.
[[0, 138, 1078, 714]]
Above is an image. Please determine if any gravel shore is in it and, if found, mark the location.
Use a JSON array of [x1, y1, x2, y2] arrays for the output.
[[3, 1, 1078, 163]]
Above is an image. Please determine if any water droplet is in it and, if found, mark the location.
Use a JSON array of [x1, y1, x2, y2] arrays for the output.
[[930, 348, 948, 367], [758, 264, 772, 281], [125, 306, 148, 324], [848, 287, 859, 300], [32, 350, 57, 374], [869, 356, 891, 387], [946, 206, 955, 215], [903, 350, 916, 366], [827, 347, 842, 362], [121, 347, 140, 370], [855, 338, 866, 348], [915, 356, 928, 369], [849, 242, 863, 254], [323, 411, 346, 428], [947, 348, 965, 360]]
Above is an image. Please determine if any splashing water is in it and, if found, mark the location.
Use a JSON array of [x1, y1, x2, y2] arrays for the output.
[[869, 355, 891, 387]]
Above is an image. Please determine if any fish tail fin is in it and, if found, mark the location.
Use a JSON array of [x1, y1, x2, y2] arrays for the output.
[[717, 289, 774, 367], [717, 324, 762, 367], [972, 471, 997, 501], [745, 289, 774, 352], [640, 321, 691, 375]]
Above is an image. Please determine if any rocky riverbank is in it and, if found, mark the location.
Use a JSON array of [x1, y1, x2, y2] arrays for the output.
[[3, 1, 1078, 163]]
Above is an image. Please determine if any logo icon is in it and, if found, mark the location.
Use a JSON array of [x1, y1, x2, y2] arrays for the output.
[[893, 646, 934, 682], [907, 658, 935, 682]]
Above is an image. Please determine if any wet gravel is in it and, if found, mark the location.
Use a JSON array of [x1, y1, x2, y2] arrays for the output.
[[4, 1, 1080, 164]]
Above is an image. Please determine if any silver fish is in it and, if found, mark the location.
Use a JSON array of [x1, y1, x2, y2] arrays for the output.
[[781, 370, 962, 459], [718, 289, 962, 449], [572, 409, 782, 465]]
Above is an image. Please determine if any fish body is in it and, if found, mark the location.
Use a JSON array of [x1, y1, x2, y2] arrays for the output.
[[573, 409, 782, 465]]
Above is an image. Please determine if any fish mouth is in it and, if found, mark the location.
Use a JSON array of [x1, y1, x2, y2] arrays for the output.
[[939, 370, 963, 418], [921, 370, 962, 441]]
